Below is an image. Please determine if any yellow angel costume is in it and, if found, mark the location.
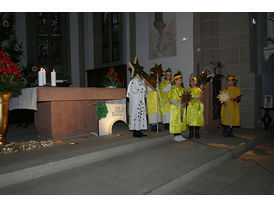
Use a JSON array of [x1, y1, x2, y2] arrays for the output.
[[186, 87, 204, 126], [221, 86, 242, 126], [146, 85, 163, 124], [159, 80, 172, 124], [169, 85, 187, 134]]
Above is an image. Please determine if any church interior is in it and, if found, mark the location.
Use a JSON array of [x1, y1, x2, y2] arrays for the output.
[[1, 7, 274, 196], [0, 11, 273, 151]]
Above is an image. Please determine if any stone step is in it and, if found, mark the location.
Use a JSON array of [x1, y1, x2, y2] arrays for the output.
[[0, 132, 171, 189]]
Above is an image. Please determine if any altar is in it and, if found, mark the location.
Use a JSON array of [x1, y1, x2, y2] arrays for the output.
[[10, 87, 127, 138]]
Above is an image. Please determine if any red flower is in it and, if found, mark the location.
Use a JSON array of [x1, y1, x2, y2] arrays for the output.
[[107, 71, 112, 77], [114, 77, 120, 82], [6, 68, 13, 74], [11, 68, 17, 74], [4, 56, 11, 63], [114, 72, 118, 77], [13, 65, 19, 71], [0, 50, 25, 97], [109, 67, 115, 72], [14, 72, 22, 78]]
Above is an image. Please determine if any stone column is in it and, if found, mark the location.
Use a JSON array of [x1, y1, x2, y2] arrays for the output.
[[195, 12, 261, 129]]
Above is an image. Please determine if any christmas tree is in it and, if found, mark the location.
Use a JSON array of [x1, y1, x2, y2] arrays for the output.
[[0, 13, 37, 87], [0, 13, 23, 65], [0, 12, 26, 97]]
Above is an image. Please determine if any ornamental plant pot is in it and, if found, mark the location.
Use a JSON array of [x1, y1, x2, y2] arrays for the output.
[[0, 92, 12, 145]]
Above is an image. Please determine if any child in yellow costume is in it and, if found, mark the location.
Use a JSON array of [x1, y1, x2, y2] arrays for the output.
[[221, 75, 242, 137], [146, 69, 163, 131], [159, 68, 172, 130], [169, 72, 187, 142], [186, 74, 204, 139]]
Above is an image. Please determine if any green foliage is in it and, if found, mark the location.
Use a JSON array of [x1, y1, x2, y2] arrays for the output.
[[97, 103, 108, 120], [0, 13, 23, 65], [0, 74, 26, 96], [100, 67, 123, 88], [0, 13, 26, 96]]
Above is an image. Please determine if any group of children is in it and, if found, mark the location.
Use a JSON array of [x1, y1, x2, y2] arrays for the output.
[[127, 67, 242, 141], [168, 71, 204, 142]]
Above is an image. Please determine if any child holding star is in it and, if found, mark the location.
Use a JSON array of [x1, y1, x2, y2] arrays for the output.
[[169, 71, 187, 142], [220, 75, 242, 137]]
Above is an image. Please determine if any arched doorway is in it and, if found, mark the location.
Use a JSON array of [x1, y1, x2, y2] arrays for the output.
[[111, 120, 128, 134]]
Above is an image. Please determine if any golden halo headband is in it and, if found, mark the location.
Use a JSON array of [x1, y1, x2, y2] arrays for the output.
[[189, 77, 197, 81], [174, 75, 182, 80], [165, 72, 172, 75], [227, 76, 238, 81]]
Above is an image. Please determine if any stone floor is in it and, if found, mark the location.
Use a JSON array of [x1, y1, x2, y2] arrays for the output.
[[5, 120, 130, 142], [167, 136, 274, 195], [1, 124, 273, 195]]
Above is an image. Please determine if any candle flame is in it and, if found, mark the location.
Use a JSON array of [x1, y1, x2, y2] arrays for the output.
[[52, 69, 55, 72]]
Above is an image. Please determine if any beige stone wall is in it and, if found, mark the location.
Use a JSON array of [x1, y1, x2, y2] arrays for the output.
[[194, 12, 260, 128]]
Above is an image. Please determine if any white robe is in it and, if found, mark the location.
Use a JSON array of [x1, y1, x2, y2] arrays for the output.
[[126, 76, 147, 131]]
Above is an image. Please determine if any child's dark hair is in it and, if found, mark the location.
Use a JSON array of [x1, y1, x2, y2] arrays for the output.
[[173, 71, 182, 79], [173, 71, 184, 87]]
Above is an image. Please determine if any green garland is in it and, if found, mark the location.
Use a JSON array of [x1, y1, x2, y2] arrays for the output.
[[97, 103, 108, 120]]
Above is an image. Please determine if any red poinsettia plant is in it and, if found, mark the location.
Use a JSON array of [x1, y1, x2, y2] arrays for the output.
[[0, 50, 26, 96], [100, 67, 122, 88]]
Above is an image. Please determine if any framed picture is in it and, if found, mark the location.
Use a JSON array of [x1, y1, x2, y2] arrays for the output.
[[264, 95, 273, 108], [149, 12, 177, 60]]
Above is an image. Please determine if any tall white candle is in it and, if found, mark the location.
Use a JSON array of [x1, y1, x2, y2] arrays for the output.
[[51, 69, 56, 86], [43, 68, 46, 85], [38, 68, 43, 86]]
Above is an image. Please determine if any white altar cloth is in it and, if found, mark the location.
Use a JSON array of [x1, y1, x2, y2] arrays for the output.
[[9, 87, 37, 111]]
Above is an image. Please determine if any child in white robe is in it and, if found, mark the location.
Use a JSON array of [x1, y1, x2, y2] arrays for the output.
[[126, 74, 148, 137]]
